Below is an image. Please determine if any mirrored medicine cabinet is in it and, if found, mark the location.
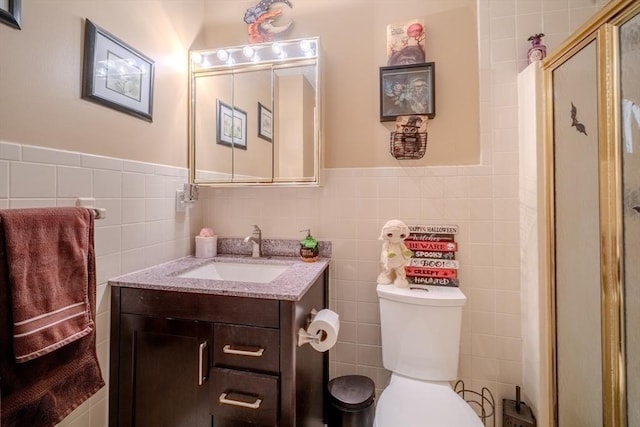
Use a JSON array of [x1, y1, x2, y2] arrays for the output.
[[188, 37, 322, 186]]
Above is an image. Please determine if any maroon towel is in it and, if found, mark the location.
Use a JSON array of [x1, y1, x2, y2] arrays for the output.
[[0, 207, 94, 362], [0, 207, 105, 426]]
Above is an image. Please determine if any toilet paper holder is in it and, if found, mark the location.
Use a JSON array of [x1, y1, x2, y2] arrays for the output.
[[298, 309, 322, 346]]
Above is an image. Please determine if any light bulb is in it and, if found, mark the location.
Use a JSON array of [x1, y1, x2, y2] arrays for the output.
[[242, 46, 254, 58], [216, 49, 228, 62], [271, 42, 282, 54], [299, 39, 311, 52], [191, 52, 202, 64]]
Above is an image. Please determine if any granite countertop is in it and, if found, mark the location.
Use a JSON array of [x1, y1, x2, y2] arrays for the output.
[[108, 254, 330, 301]]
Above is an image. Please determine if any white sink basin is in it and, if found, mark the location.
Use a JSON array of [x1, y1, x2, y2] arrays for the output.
[[177, 261, 290, 283]]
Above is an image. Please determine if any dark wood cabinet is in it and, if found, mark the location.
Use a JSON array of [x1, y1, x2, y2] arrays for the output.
[[109, 272, 328, 427], [115, 315, 211, 427]]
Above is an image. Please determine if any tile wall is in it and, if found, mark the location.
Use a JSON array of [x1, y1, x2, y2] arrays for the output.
[[0, 141, 202, 427]]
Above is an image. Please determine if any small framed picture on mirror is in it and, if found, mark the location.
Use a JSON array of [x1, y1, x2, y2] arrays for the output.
[[258, 102, 273, 142], [216, 99, 247, 149]]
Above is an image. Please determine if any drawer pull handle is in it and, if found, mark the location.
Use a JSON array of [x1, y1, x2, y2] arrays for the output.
[[223, 344, 265, 357], [219, 393, 262, 409], [198, 341, 208, 385]]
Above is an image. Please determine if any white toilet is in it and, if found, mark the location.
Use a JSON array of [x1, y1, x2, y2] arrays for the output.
[[374, 284, 484, 427]]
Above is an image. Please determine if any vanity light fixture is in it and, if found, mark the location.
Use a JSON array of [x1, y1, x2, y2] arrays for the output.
[[190, 37, 318, 72]]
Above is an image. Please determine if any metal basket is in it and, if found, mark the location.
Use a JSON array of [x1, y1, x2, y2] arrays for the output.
[[454, 380, 495, 426], [389, 131, 427, 160]]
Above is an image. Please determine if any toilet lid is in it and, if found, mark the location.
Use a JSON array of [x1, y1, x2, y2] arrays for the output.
[[374, 376, 484, 427]]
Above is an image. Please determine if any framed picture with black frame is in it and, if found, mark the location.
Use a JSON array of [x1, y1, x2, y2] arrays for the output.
[[216, 99, 247, 149], [82, 19, 155, 122], [258, 102, 273, 142], [0, 0, 21, 29], [380, 62, 435, 121]]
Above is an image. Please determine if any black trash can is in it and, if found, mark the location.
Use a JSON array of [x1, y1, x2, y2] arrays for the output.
[[327, 375, 375, 427]]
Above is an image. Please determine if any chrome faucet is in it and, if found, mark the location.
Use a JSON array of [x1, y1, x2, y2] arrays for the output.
[[243, 224, 262, 258]]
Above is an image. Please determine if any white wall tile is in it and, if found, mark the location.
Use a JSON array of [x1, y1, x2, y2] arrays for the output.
[[0, 141, 20, 160], [491, 15, 516, 39], [23, 145, 80, 166], [10, 162, 56, 197], [10, 199, 57, 208], [122, 172, 146, 198], [517, 0, 542, 15], [94, 225, 122, 257], [121, 248, 147, 275], [146, 219, 176, 245], [543, 9, 570, 34], [517, 12, 543, 39], [57, 166, 92, 198], [81, 153, 122, 171], [94, 169, 122, 198], [94, 198, 122, 227], [95, 252, 121, 286], [122, 198, 145, 224], [490, 0, 516, 18], [121, 223, 146, 250], [123, 160, 156, 174]]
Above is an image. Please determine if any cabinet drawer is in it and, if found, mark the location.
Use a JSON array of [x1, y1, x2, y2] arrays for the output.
[[119, 288, 279, 327], [210, 367, 278, 425], [214, 324, 279, 374]]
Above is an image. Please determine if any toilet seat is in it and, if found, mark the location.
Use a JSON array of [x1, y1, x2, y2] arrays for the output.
[[374, 375, 484, 427]]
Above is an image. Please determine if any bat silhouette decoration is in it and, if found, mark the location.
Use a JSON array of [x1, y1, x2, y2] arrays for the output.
[[570, 102, 588, 136]]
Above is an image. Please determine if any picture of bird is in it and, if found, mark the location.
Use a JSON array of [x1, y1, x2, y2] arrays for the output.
[[570, 102, 588, 136]]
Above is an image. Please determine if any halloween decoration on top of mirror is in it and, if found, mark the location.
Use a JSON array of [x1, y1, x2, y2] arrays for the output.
[[244, 0, 294, 44]]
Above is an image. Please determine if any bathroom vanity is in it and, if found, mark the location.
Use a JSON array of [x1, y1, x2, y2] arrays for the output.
[[108, 255, 330, 427]]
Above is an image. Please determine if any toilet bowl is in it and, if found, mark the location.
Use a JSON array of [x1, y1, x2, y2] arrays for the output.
[[374, 374, 483, 426]]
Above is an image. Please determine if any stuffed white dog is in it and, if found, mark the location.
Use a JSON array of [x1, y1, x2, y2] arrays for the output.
[[377, 219, 412, 288]]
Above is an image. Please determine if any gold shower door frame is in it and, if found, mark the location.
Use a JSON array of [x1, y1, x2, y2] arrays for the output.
[[544, 1, 640, 426]]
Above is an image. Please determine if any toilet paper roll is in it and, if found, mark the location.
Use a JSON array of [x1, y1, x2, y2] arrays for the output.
[[306, 309, 340, 352]]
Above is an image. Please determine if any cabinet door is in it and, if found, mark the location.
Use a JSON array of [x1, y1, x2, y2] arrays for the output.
[[117, 314, 212, 427]]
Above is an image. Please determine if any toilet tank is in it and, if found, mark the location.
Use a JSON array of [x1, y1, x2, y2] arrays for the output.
[[377, 285, 466, 381]]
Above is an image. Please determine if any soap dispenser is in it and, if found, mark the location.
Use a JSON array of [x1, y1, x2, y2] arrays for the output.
[[300, 229, 319, 262]]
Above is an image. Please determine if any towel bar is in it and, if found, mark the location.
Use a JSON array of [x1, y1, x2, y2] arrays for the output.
[[90, 208, 106, 220]]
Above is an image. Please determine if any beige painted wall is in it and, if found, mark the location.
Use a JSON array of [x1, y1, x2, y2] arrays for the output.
[[0, 0, 204, 168], [202, 0, 480, 168], [1, 0, 478, 170]]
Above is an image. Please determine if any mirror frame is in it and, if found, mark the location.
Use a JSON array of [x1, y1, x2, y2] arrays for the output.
[[188, 37, 322, 187]]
